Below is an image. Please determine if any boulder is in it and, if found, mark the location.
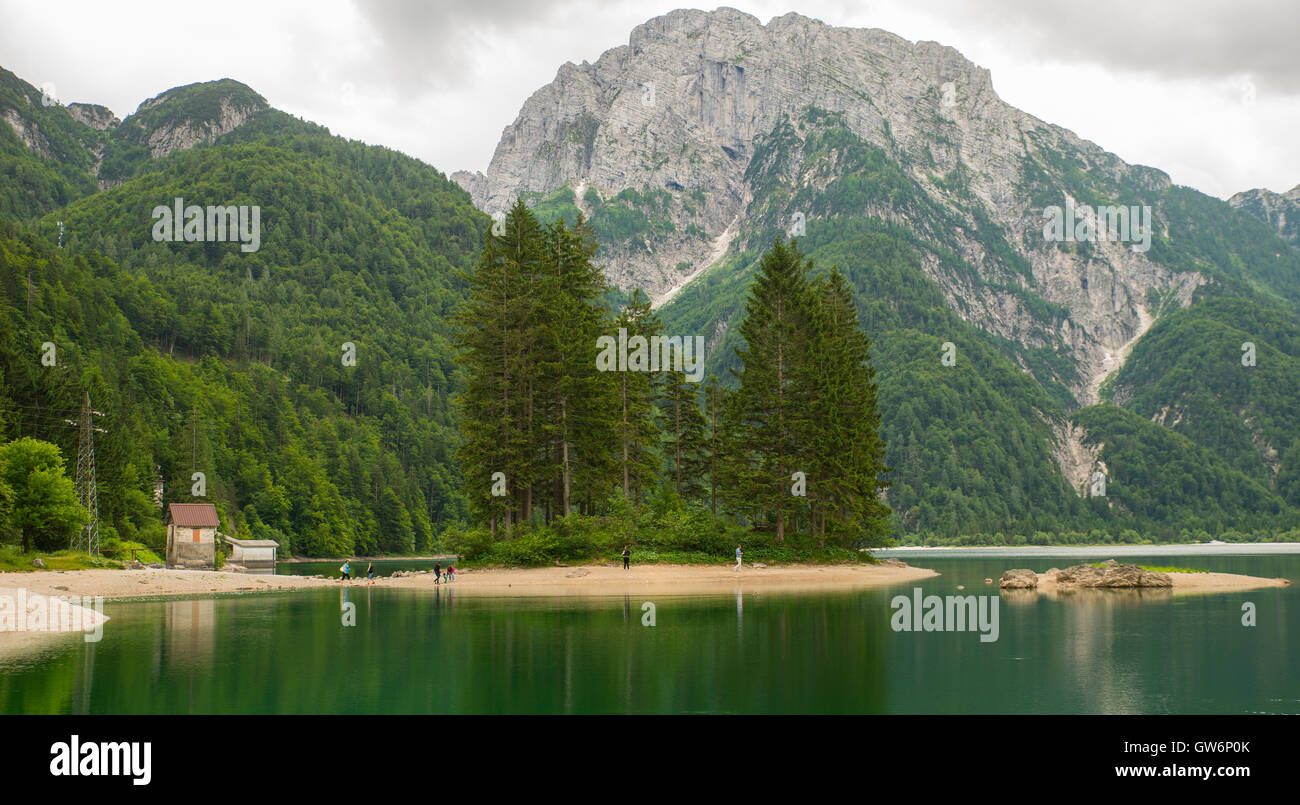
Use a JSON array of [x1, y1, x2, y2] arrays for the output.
[[565, 568, 590, 578], [1100, 558, 1119, 566], [751, 562, 767, 568], [32, 558, 46, 568], [999, 569, 1039, 589], [1138, 570, 1173, 587], [1056, 563, 1172, 588], [878, 558, 909, 568]]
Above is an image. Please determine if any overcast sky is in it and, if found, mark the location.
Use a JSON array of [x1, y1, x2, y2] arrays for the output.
[[5, 0, 1297, 199]]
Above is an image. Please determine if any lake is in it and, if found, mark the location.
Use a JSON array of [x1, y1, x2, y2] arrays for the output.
[[1, 546, 1295, 714]]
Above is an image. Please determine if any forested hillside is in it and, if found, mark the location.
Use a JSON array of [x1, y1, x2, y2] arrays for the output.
[[645, 109, 1300, 542], [1, 81, 487, 557]]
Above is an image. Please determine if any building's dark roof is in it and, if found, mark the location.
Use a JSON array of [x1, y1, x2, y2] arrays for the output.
[[167, 503, 220, 528]]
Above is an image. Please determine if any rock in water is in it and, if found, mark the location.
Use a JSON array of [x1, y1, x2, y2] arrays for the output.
[[1056, 563, 1172, 588], [999, 569, 1039, 589]]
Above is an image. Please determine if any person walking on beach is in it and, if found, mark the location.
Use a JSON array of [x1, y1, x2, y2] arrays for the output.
[[622, 545, 630, 570], [366, 562, 375, 584], [734, 545, 743, 573], [341, 560, 351, 582], [434, 562, 442, 584]]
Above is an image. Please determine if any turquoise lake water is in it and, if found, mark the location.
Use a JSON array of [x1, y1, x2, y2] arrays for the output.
[[1, 546, 1295, 714]]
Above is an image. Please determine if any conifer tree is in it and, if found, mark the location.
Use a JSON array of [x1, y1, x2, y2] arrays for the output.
[[724, 239, 815, 541], [803, 267, 891, 546], [612, 290, 662, 505], [453, 200, 546, 538], [660, 367, 709, 503], [537, 215, 617, 520]]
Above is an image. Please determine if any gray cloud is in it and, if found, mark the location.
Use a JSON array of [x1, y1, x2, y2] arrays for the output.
[[912, 0, 1299, 93], [348, 0, 595, 91]]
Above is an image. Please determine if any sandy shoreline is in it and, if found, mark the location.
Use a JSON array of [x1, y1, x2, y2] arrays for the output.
[[0, 562, 939, 601]]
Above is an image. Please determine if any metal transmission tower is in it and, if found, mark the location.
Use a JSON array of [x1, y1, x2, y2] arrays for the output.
[[71, 393, 105, 554]]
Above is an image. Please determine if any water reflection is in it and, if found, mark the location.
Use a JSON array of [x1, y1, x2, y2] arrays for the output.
[[0, 550, 1294, 714], [164, 600, 214, 667]]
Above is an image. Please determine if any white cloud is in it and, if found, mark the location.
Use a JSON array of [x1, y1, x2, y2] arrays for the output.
[[2, 0, 1296, 197]]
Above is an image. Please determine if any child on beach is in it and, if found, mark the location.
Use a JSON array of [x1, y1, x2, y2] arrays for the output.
[[434, 562, 442, 584], [447, 565, 455, 583]]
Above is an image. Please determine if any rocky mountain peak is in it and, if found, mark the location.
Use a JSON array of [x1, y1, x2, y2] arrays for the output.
[[454, 8, 1201, 406], [1229, 184, 1300, 248], [66, 102, 119, 131], [126, 78, 267, 159]]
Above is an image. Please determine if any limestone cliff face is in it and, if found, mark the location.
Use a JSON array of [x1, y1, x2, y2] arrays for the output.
[[0, 72, 264, 190], [130, 82, 266, 160], [66, 103, 119, 131], [1, 105, 55, 159], [457, 8, 1207, 404]]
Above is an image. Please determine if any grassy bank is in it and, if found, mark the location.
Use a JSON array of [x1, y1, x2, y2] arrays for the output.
[[0, 541, 163, 573], [0, 546, 118, 572]]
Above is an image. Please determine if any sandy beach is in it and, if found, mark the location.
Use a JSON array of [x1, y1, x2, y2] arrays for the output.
[[0, 562, 938, 601]]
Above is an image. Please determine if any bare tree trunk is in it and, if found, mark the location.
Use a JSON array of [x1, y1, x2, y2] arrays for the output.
[[621, 375, 630, 500], [674, 394, 682, 497], [561, 396, 572, 517]]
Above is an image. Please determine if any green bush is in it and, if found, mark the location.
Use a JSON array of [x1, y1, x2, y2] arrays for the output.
[[442, 525, 494, 562], [487, 529, 563, 567]]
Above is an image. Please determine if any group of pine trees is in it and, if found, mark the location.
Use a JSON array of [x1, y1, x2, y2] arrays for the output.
[[453, 202, 891, 548]]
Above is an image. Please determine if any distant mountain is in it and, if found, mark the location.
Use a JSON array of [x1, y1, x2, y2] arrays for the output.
[[0, 69, 267, 215], [1230, 185, 1300, 250], [454, 8, 1300, 539], [456, 9, 1300, 406]]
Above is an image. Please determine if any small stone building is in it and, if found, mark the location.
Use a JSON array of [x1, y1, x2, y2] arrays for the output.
[[165, 503, 219, 569]]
